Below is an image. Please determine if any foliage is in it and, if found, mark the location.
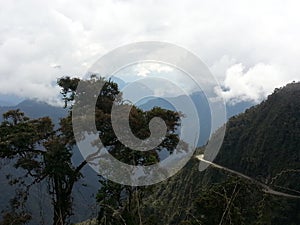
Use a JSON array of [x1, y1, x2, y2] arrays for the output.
[[57, 76, 184, 225], [2, 78, 300, 225], [0, 76, 132, 225], [125, 82, 300, 225]]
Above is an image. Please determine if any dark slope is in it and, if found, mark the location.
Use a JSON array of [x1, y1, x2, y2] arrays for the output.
[[136, 82, 300, 225], [215, 82, 300, 186]]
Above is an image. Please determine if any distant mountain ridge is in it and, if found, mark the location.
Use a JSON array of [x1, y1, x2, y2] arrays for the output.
[[0, 99, 67, 124], [0, 96, 254, 144], [139, 91, 254, 146]]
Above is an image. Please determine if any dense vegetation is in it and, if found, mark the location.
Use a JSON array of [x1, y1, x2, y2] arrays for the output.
[[0, 76, 182, 225], [124, 82, 300, 225], [1, 80, 300, 225]]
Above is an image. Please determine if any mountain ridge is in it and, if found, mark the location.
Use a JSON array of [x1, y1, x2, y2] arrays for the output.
[[132, 81, 300, 225]]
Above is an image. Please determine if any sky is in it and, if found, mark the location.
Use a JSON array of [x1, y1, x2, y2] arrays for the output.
[[0, 0, 300, 106]]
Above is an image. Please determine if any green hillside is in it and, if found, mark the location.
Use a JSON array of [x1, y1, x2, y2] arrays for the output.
[[128, 82, 300, 225], [2, 82, 300, 225]]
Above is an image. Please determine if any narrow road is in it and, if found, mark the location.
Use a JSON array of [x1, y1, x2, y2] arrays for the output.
[[196, 154, 300, 199]]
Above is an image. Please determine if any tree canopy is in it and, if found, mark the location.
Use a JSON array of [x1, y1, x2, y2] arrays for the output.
[[0, 76, 184, 225]]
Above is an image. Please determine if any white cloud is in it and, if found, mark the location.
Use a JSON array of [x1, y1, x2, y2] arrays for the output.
[[134, 63, 174, 77], [216, 63, 296, 104], [0, 0, 300, 105]]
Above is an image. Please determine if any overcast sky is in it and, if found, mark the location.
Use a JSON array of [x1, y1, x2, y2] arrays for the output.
[[0, 0, 300, 105]]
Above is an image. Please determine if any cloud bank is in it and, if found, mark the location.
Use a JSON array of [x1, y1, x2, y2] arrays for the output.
[[0, 0, 299, 105], [217, 63, 292, 104]]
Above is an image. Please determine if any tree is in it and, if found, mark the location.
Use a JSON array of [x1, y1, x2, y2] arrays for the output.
[[0, 75, 184, 225], [0, 109, 84, 224], [0, 76, 117, 224], [94, 103, 184, 224], [58, 75, 184, 224]]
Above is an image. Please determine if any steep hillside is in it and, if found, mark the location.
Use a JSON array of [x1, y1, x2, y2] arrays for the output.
[[136, 82, 300, 225], [215, 82, 300, 188]]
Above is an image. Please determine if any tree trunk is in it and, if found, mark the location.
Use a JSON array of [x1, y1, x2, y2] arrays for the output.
[[52, 178, 73, 225]]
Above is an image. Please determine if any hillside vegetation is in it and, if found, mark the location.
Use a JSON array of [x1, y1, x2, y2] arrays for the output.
[[129, 82, 300, 225]]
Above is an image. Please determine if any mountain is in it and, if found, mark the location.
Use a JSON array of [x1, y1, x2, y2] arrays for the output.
[[0, 100, 99, 224], [139, 91, 254, 146], [133, 82, 300, 225], [0, 94, 24, 107], [0, 88, 283, 224], [215, 82, 300, 183], [0, 99, 17, 107], [0, 99, 67, 125]]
